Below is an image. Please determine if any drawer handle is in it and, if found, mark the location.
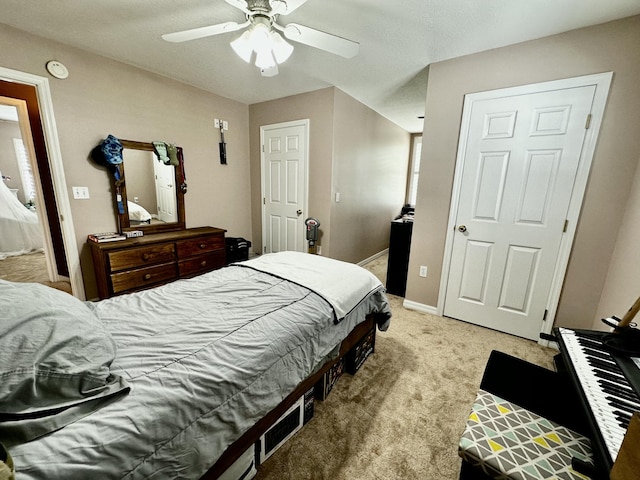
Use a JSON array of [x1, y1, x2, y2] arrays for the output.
[[143, 273, 152, 281], [142, 253, 150, 261], [200, 260, 207, 267], [199, 243, 206, 249]]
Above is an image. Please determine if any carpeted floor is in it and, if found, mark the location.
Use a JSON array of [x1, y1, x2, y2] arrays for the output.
[[0, 251, 72, 293], [254, 253, 556, 480]]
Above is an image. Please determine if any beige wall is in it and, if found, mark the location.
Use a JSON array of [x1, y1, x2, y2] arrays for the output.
[[0, 24, 252, 299], [331, 89, 409, 262], [249, 88, 334, 255], [594, 154, 640, 330], [249, 87, 410, 263], [406, 15, 640, 330]]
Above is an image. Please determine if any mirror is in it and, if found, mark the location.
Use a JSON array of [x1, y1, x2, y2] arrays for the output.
[[117, 140, 186, 234]]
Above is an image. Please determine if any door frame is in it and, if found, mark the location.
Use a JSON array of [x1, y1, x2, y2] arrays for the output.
[[1, 96, 55, 275], [438, 72, 612, 343], [260, 119, 310, 254], [0, 66, 83, 299]]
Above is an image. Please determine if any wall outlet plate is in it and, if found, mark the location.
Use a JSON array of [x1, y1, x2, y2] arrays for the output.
[[72, 186, 89, 199]]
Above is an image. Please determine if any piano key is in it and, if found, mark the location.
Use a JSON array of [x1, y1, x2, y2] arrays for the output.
[[607, 396, 640, 412], [598, 381, 637, 400], [588, 357, 619, 371], [612, 411, 630, 429], [558, 328, 634, 462], [593, 367, 626, 383], [584, 346, 614, 360], [599, 380, 639, 403]]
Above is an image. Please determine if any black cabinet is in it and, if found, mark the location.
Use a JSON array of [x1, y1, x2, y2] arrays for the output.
[[386, 219, 413, 296]]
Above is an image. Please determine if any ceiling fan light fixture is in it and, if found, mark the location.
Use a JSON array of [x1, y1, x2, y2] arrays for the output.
[[164, 0, 361, 77], [260, 64, 279, 77], [230, 30, 253, 63], [254, 47, 277, 70], [270, 31, 294, 64], [249, 21, 272, 51]]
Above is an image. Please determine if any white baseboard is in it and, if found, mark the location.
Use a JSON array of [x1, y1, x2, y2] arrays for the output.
[[358, 248, 389, 266], [402, 299, 439, 315]]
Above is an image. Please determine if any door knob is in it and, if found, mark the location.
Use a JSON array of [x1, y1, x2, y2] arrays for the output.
[[297, 209, 303, 216], [457, 225, 467, 233]]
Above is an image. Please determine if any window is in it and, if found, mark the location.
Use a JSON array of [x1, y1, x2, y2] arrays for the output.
[[13, 138, 37, 203], [407, 135, 422, 206]]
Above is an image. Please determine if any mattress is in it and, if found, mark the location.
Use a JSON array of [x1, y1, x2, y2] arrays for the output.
[[7, 254, 391, 479]]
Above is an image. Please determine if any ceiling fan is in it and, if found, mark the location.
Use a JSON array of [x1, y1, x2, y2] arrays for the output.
[[162, 0, 359, 77]]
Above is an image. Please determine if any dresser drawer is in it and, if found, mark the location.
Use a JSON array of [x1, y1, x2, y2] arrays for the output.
[[110, 263, 178, 294], [176, 235, 225, 258], [89, 227, 226, 299], [178, 251, 226, 278], [108, 244, 176, 272]]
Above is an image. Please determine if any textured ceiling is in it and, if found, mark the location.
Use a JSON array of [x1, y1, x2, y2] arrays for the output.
[[2, 0, 640, 133]]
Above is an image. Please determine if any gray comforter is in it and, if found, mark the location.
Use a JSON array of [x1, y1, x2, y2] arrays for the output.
[[8, 254, 390, 479]]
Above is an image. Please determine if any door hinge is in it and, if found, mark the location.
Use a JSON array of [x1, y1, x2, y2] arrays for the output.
[[585, 114, 592, 130], [263, 197, 266, 205], [262, 144, 265, 152], [263, 245, 266, 253], [543, 309, 548, 321], [563, 219, 568, 233]]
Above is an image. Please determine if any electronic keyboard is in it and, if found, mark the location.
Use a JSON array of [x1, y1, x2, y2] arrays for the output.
[[556, 327, 640, 477]]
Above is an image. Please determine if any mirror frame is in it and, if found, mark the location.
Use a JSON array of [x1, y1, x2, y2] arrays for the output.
[[117, 139, 186, 234]]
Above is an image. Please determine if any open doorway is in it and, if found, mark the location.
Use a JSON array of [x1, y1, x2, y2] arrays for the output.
[[0, 68, 82, 298], [0, 93, 71, 292]]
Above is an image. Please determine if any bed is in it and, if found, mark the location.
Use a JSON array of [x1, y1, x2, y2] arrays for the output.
[[127, 200, 152, 225], [0, 251, 391, 479], [0, 180, 43, 259]]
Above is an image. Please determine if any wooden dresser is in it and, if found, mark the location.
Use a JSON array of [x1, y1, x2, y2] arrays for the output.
[[89, 226, 226, 299]]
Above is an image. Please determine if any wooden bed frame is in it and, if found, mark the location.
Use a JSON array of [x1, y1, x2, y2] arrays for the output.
[[201, 315, 377, 478]]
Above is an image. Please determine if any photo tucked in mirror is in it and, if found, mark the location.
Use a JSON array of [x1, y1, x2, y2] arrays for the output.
[[117, 140, 185, 234]]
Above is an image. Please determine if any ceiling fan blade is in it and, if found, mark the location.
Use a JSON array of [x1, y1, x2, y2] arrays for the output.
[[270, 0, 309, 16], [225, 0, 250, 14], [162, 21, 247, 43], [282, 23, 359, 58]]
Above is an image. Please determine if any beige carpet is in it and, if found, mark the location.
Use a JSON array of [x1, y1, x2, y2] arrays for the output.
[[0, 251, 72, 293], [255, 254, 556, 480]]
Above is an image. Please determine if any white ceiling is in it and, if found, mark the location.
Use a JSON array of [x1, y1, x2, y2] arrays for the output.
[[2, 0, 640, 133]]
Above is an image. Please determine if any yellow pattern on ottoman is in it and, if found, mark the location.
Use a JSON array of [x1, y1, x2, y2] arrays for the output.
[[459, 389, 593, 480]]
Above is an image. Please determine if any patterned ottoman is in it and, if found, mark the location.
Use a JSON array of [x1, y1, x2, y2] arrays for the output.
[[459, 389, 593, 480]]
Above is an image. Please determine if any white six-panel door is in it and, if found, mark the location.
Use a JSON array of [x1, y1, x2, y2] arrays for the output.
[[443, 84, 599, 340], [261, 120, 309, 254], [152, 155, 177, 223]]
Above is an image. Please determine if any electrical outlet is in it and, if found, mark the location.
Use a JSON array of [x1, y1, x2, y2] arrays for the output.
[[317, 245, 322, 255], [214, 118, 220, 128], [419, 266, 428, 277], [72, 186, 90, 199], [222, 120, 228, 130]]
